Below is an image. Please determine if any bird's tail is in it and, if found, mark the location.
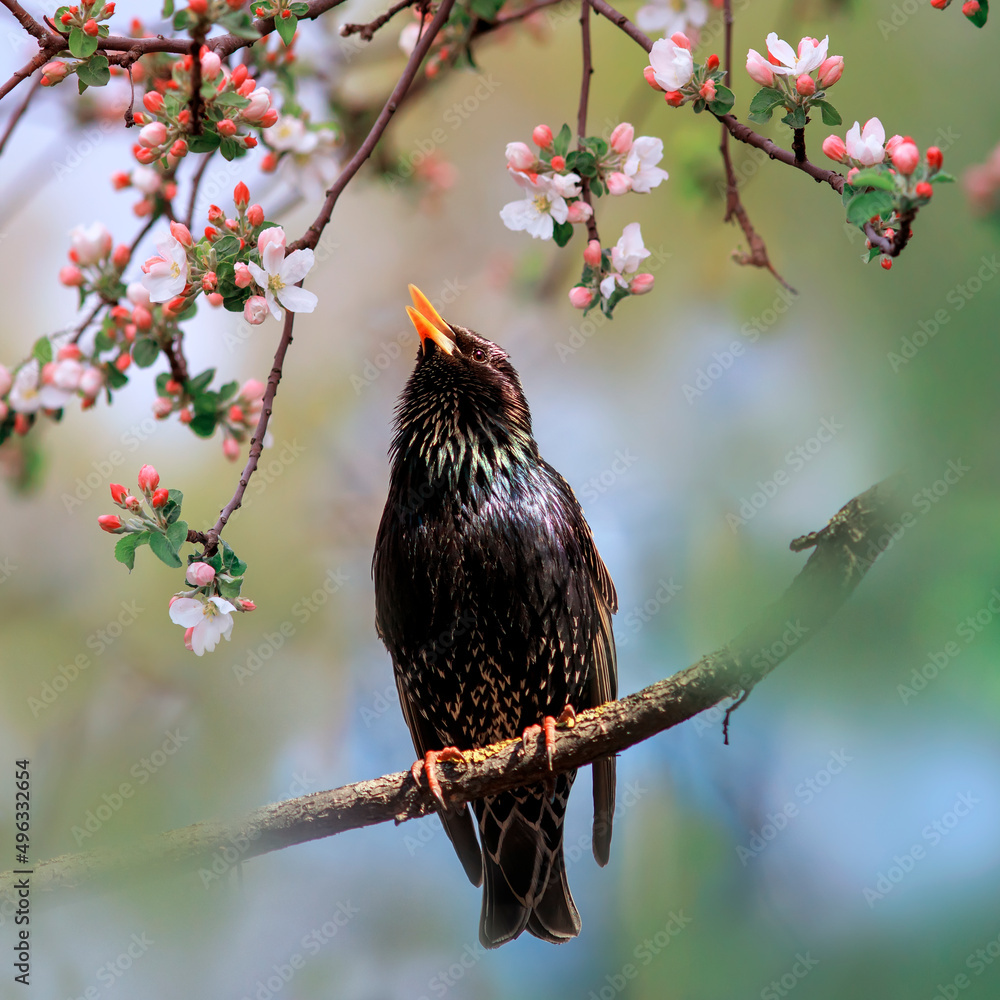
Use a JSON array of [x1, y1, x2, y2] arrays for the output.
[[474, 772, 581, 948]]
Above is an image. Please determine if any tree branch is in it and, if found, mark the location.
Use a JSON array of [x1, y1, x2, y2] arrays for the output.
[[576, 0, 600, 244], [3, 475, 909, 898], [339, 0, 416, 41]]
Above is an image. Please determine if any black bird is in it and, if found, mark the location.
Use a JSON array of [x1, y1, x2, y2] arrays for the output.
[[373, 286, 618, 948]]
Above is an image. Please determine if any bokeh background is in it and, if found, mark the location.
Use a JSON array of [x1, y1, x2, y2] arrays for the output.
[[2, 0, 1000, 997]]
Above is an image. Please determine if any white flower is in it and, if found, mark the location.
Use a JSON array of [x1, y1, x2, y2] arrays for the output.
[[550, 171, 582, 199], [265, 115, 314, 153], [126, 282, 151, 307], [141, 232, 189, 303], [398, 14, 432, 54], [246, 228, 318, 322], [500, 171, 570, 240], [169, 596, 236, 656], [648, 36, 695, 91], [8, 361, 41, 413], [764, 32, 829, 77], [268, 124, 341, 202], [70, 222, 112, 266], [131, 166, 162, 196], [636, 0, 707, 39], [845, 118, 886, 166], [599, 223, 651, 299], [623, 137, 669, 193]]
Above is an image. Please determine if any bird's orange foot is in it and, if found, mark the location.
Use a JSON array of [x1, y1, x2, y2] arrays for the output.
[[410, 747, 467, 810], [521, 704, 578, 771]]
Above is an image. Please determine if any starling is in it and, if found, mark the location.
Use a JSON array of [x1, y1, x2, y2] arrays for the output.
[[373, 286, 618, 948]]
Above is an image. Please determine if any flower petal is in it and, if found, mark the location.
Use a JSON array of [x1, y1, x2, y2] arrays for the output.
[[275, 285, 318, 314], [169, 598, 205, 627], [279, 248, 315, 285]]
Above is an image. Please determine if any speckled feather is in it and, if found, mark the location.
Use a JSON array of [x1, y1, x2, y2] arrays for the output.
[[373, 317, 617, 948]]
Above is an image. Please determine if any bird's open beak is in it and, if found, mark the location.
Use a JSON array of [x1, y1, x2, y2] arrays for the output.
[[407, 284, 455, 356]]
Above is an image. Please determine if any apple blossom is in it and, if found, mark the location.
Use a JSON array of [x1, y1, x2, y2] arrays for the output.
[[234, 181, 250, 208], [927, 147, 944, 170], [70, 222, 112, 265], [500, 171, 572, 240], [623, 137, 670, 193], [234, 262, 254, 288], [822, 134, 847, 162], [223, 437, 240, 460], [884, 134, 905, 158], [153, 396, 173, 418], [110, 483, 127, 504], [59, 265, 84, 286], [151, 488, 169, 507], [186, 561, 217, 587], [242, 87, 272, 122], [700, 79, 716, 100], [139, 122, 168, 148], [137, 464, 159, 492], [610, 123, 634, 155], [532, 124, 553, 148], [79, 366, 103, 397], [141, 231, 189, 302], [241, 378, 266, 401], [599, 223, 651, 299], [845, 118, 886, 166], [647, 36, 694, 92], [569, 286, 593, 309], [40, 60, 68, 85], [891, 140, 920, 175], [239, 599, 257, 612], [549, 172, 582, 198], [636, 0, 708, 39], [916, 182, 933, 198], [244, 295, 269, 324], [8, 362, 42, 413], [98, 514, 124, 532], [505, 141, 535, 171], [200, 49, 222, 79], [746, 49, 774, 87], [169, 595, 236, 655], [143, 91, 163, 113], [248, 204, 265, 227], [817, 55, 844, 87], [566, 200, 593, 223], [169, 220, 193, 246], [583, 239, 602, 267], [795, 74, 815, 97], [629, 274, 655, 295], [246, 228, 318, 322], [607, 172, 631, 196], [764, 32, 829, 77]]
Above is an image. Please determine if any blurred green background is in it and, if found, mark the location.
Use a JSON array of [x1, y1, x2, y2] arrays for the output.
[[2, 0, 1000, 997]]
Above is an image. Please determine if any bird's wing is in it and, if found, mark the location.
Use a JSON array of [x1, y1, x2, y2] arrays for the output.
[[392, 667, 484, 887]]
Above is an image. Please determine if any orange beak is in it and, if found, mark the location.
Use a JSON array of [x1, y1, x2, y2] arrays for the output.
[[406, 284, 455, 356]]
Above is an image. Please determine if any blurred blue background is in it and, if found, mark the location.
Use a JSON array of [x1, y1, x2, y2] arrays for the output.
[[1, 0, 1000, 997]]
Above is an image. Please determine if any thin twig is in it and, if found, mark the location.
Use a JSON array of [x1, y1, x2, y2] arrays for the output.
[[340, 0, 416, 41], [0, 48, 51, 102], [0, 475, 909, 897], [576, 0, 599, 244], [0, 74, 40, 156], [185, 151, 216, 230], [188, 30, 205, 137]]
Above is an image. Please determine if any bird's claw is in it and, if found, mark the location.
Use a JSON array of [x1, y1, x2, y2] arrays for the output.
[[411, 747, 467, 810], [521, 704, 578, 772]]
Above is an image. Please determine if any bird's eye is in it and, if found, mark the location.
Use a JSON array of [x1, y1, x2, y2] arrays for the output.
[[471, 348, 488, 363]]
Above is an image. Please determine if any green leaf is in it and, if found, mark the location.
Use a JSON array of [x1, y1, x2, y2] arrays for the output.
[[149, 530, 182, 568], [32, 337, 52, 364], [213, 235, 241, 258], [275, 12, 297, 46], [114, 531, 149, 571], [553, 123, 572, 158], [172, 8, 190, 29], [105, 362, 128, 389], [166, 519, 188, 553], [747, 86, 785, 123], [223, 294, 249, 312], [780, 106, 807, 130], [217, 576, 244, 602], [565, 150, 596, 177], [218, 380, 239, 401], [218, 10, 261, 38], [582, 136, 608, 158], [551, 220, 573, 248], [933, 171, 956, 184], [589, 178, 603, 197], [967, 0, 988, 26], [812, 99, 842, 126], [76, 54, 110, 88], [845, 189, 894, 228], [188, 131, 221, 154], [289, 1, 309, 12], [68, 26, 98, 59], [214, 92, 250, 110], [189, 413, 218, 438], [220, 540, 247, 576], [187, 369, 216, 394], [162, 0, 175, 16], [848, 169, 896, 192], [132, 337, 160, 368], [218, 136, 245, 161], [162, 488, 184, 525], [194, 391, 220, 415], [94, 329, 114, 353], [707, 85, 735, 116], [155, 372, 172, 395]]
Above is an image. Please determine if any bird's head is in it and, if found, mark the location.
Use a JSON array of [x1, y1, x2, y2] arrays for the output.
[[391, 286, 535, 472]]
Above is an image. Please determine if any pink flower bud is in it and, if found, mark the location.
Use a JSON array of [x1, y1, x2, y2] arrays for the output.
[[143, 91, 163, 113], [880, 257, 892, 270], [135, 147, 158, 165], [124, 494, 142, 512], [228, 404, 245, 423], [884, 134, 905, 157], [112, 244, 130, 268], [83, 17, 99, 35], [240, 378, 266, 401], [505, 141, 535, 172], [926, 146, 943, 170], [705, 53, 720, 71], [257, 226, 285, 256], [568, 286, 593, 309], [930, 0, 949, 6], [223, 437, 240, 460], [171, 139, 188, 158], [234, 181, 250, 208], [98, 514, 124, 532], [239, 599, 257, 611], [700, 79, 717, 100], [247, 204, 264, 227], [231, 64, 248, 87], [153, 396, 173, 418], [643, 65, 664, 91], [110, 483, 128, 504], [963, 0, 981, 14], [822, 134, 847, 162], [244, 295, 268, 325], [40, 60, 68, 85], [892, 140, 920, 175], [186, 561, 216, 587], [241, 86, 271, 120], [218, 118, 237, 137], [794, 74, 815, 97], [670, 31, 690, 49], [629, 273, 654, 295], [609, 123, 634, 155], [566, 200, 593, 223], [664, 90, 685, 108], [817, 55, 843, 87], [259, 109, 279, 128], [846, 167, 860, 185], [234, 263, 254, 288], [168, 221, 193, 247], [550, 154, 566, 171], [137, 464, 159, 492], [200, 50, 221, 79], [151, 487, 169, 507], [583, 239, 602, 267], [59, 265, 84, 286], [79, 366, 103, 397], [746, 49, 774, 87], [206, 292, 223, 307], [139, 122, 168, 148], [111, 171, 131, 189], [532, 124, 553, 148], [607, 172, 631, 196], [916, 181, 933, 198], [183, 626, 195, 651]]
